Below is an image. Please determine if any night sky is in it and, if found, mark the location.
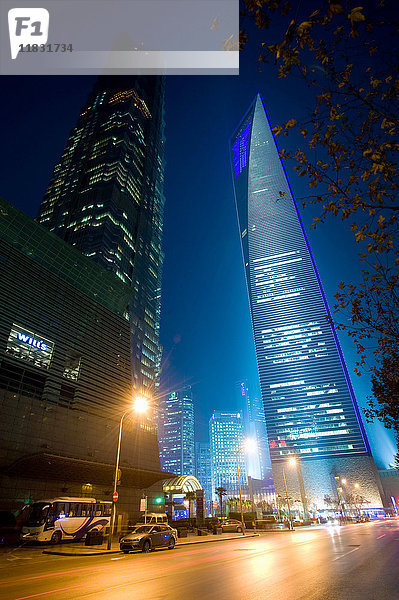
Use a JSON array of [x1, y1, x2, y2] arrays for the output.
[[0, 33, 395, 468]]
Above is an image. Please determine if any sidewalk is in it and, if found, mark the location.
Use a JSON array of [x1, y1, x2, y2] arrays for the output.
[[43, 531, 260, 556]]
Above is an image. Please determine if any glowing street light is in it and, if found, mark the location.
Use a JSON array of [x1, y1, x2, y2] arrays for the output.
[[236, 438, 257, 536], [107, 396, 149, 549], [133, 396, 149, 413], [354, 483, 360, 489], [282, 457, 296, 531]]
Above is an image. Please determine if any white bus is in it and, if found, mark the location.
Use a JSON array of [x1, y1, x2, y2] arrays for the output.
[[20, 497, 112, 544]]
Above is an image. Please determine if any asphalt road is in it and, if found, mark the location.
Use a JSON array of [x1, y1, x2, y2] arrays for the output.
[[1, 520, 398, 600]]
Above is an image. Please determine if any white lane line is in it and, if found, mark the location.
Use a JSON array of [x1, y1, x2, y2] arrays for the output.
[[377, 534, 386, 539], [332, 547, 360, 562]]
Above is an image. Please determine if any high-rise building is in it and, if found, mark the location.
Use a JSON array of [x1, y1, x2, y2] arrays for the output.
[[195, 442, 213, 509], [237, 380, 270, 480], [159, 388, 195, 476], [37, 76, 165, 402], [0, 199, 170, 517], [230, 94, 384, 510], [209, 411, 247, 500]]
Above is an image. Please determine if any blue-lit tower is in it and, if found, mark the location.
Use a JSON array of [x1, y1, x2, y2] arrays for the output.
[[195, 442, 213, 512], [230, 94, 383, 510], [209, 411, 247, 501], [159, 388, 195, 476]]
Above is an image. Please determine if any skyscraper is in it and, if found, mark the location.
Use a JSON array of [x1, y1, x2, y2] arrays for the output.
[[159, 387, 195, 476], [0, 199, 169, 517], [209, 411, 247, 500], [37, 76, 165, 401], [195, 442, 213, 510], [230, 94, 383, 509], [237, 380, 270, 480]]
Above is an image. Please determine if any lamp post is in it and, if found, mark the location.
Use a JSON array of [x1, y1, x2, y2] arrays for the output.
[[236, 438, 257, 537], [282, 457, 296, 531], [107, 396, 149, 550]]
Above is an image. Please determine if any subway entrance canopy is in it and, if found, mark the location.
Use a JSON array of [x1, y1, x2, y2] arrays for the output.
[[163, 475, 202, 494]]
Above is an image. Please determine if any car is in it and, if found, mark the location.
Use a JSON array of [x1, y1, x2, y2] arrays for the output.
[[132, 513, 168, 527], [219, 519, 245, 533], [120, 524, 177, 553]]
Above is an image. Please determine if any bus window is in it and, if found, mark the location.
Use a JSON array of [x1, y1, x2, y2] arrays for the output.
[[81, 504, 93, 517], [103, 504, 112, 516], [55, 503, 64, 517], [69, 503, 79, 517], [95, 505, 102, 517], [55, 503, 69, 518], [26, 503, 50, 526]]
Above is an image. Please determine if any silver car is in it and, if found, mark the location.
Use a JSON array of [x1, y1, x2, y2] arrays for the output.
[[120, 524, 177, 553], [220, 519, 245, 533]]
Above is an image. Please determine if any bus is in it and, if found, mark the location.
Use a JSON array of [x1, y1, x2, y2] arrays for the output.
[[20, 497, 112, 544]]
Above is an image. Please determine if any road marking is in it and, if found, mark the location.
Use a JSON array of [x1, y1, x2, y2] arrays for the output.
[[0, 565, 109, 585], [332, 547, 360, 561], [377, 534, 386, 539], [14, 583, 88, 600]]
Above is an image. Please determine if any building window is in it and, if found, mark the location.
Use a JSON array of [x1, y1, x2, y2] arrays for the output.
[[63, 349, 82, 381], [6, 324, 54, 370]]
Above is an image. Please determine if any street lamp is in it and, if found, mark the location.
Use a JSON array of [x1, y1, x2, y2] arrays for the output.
[[107, 395, 149, 549], [236, 438, 257, 536], [282, 457, 296, 530]]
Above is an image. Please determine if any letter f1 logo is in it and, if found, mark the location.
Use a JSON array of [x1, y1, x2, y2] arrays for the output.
[[8, 8, 49, 59]]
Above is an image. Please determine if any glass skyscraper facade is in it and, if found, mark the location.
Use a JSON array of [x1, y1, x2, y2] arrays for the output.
[[195, 442, 213, 509], [230, 95, 383, 508], [237, 380, 270, 480], [209, 411, 247, 499], [159, 388, 195, 476], [37, 76, 165, 405], [230, 94, 370, 462]]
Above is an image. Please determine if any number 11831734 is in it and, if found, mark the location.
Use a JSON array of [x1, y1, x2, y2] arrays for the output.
[[18, 43, 73, 52]]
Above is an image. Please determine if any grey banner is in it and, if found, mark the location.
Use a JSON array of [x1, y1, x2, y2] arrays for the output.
[[1, 0, 239, 75]]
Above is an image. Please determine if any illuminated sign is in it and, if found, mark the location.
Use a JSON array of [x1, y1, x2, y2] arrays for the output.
[[16, 332, 48, 351], [6, 324, 54, 369]]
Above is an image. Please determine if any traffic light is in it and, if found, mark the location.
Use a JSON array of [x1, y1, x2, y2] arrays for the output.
[[154, 496, 165, 505]]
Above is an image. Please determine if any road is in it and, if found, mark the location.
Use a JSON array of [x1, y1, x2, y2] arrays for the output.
[[0, 520, 398, 600]]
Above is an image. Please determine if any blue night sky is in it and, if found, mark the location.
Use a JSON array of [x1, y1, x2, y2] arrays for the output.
[[0, 35, 395, 469]]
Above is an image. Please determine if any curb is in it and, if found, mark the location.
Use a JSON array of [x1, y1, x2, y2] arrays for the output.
[[42, 533, 260, 556], [43, 549, 122, 556]]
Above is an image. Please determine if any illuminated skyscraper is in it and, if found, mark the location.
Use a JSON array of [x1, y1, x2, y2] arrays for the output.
[[159, 388, 195, 475], [237, 380, 270, 480], [37, 76, 165, 400], [230, 94, 383, 509], [195, 442, 213, 508], [209, 411, 247, 500]]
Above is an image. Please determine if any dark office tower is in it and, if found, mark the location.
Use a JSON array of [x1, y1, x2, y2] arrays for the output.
[[37, 76, 165, 400], [230, 94, 384, 510]]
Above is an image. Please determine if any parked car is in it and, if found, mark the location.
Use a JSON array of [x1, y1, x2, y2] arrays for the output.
[[133, 513, 168, 526], [120, 524, 177, 553], [219, 519, 245, 533]]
